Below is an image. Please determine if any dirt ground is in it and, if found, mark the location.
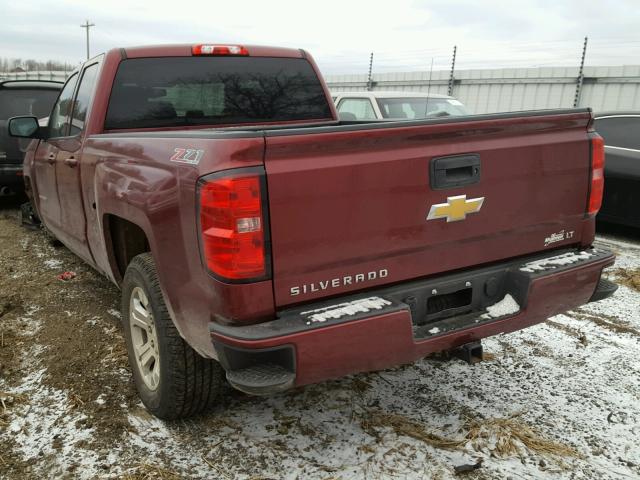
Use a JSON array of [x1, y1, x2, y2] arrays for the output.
[[1, 196, 639, 479]]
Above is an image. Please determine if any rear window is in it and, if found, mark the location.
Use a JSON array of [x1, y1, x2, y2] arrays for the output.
[[376, 97, 469, 119], [105, 57, 332, 129], [0, 88, 59, 120]]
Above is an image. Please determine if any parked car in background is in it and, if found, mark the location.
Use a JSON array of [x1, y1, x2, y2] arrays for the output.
[[332, 91, 469, 121], [9, 44, 615, 419], [594, 112, 640, 228], [0, 80, 62, 194]]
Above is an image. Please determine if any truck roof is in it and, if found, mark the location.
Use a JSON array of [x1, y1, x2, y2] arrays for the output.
[[117, 44, 306, 59]]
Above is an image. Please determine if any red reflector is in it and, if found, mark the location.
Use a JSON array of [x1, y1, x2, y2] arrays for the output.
[[199, 172, 266, 280], [192, 44, 249, 56], [588, 134, 605, 216]]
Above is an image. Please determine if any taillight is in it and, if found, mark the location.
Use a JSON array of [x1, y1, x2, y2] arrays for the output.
[[587, 134, 605, 216], [192, 45, 249, 56], [198, 169, 268, 281]]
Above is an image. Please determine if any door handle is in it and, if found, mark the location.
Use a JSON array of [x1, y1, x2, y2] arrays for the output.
[[46, 153, 56, 165], [64, 156, 78, 168]]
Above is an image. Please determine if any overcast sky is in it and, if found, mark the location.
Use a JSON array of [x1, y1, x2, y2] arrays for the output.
[[2, 0, 639, 74]]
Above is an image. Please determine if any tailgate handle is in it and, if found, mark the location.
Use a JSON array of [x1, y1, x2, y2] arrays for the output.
[[430, 154, 481, 190]]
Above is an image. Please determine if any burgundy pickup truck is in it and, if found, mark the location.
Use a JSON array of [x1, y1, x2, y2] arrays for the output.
[[9, 44, 616, 419]]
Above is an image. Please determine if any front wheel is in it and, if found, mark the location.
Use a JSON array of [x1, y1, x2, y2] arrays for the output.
[[121, 253, 224, 419]]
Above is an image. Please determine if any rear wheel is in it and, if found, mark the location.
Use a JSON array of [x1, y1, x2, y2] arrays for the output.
[[121, 253, 224, 419]]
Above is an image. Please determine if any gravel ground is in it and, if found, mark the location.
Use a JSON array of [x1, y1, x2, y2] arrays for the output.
[[1, 196, 639, 480]]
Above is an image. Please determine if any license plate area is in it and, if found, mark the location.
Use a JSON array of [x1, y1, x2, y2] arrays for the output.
[[388, 271, 509, 326], [426, 287, 473, 319]]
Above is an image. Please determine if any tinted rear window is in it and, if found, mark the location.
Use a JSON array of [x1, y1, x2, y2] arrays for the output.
[[0, 88, 59, 120], [105, 57, 332, 129]]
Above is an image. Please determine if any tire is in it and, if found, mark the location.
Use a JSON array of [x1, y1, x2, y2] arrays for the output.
[[121, 253, 224, 419]]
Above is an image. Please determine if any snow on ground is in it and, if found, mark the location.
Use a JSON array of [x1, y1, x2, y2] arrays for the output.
[[1, 223, 639, 479], [2, 307, 102, 479], [43, 259, 63, 269]]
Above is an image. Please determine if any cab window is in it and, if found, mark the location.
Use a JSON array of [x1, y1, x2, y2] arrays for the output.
[[70, 63, 99, 136], [48, 73, 78, 138], [337, 98, 377, 120]]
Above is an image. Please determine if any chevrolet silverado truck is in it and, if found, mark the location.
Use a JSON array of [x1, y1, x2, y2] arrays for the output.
[[8, 44, 617, 419]]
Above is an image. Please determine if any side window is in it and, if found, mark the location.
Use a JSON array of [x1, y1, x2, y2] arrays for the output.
[[337, 98, 377, 120], [595, 117, 640, 150], [48, 73, 78, 138], [70, 64, 99, 136]]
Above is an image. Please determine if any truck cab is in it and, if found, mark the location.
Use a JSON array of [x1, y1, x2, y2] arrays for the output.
[[332, 91, 469, 121]]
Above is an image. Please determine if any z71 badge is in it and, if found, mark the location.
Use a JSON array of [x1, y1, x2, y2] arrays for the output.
[[170, 148, 204, 165]]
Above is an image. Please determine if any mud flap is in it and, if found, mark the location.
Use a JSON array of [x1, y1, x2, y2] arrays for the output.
[[20, 202, 40, 230]]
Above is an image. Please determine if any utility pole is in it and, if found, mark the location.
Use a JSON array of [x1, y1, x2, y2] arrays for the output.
[[573, 36, 588, 107], [80, 20, 95, 60]]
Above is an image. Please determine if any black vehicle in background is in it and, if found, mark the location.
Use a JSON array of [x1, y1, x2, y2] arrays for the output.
[[594, 112, 640, 228], [0, 80, 62, 194]]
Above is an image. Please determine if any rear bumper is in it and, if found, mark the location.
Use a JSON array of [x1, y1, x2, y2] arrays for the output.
[[210, 247, 615, 393], [0, 164, 24, 189]]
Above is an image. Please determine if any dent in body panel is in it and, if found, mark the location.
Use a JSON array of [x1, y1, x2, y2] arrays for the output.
[[86, 138, 202, 347]]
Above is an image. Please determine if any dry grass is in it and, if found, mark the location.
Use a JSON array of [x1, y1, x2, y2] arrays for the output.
[[613, 267, 640, 292], [351, 377, 372, 395], [572, 310, 640, 338], [102, 342, 128, 366], [361, 410, 579, 461], [121, 463, 182, 480], [546, 320, 589, 346], [482, 351, 497, 361], [361, 410, 464, 449], [0, 391, 28, 425], [465, 413, 580, 459], [67, 392, 85, 411]]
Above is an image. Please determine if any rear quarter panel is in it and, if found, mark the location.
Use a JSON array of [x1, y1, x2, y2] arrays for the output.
[[81, 134, 274, 357]]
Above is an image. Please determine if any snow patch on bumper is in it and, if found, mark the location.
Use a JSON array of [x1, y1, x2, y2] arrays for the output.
[[301, 296, 392, 324]]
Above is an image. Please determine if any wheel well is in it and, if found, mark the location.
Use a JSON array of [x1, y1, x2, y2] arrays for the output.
[[106, 215, 150, 282]]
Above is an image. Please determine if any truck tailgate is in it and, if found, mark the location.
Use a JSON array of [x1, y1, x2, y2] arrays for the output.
[[263, 110, 593, 307]]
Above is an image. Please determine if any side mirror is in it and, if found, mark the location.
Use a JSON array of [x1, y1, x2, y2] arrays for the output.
[[8, 116, 41, 139]]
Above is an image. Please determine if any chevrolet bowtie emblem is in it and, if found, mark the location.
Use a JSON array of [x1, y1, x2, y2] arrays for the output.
[[427, 195, 485, 222]]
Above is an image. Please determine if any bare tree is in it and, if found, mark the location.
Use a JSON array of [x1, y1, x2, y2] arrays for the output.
[[0, 57, 69, 73]]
